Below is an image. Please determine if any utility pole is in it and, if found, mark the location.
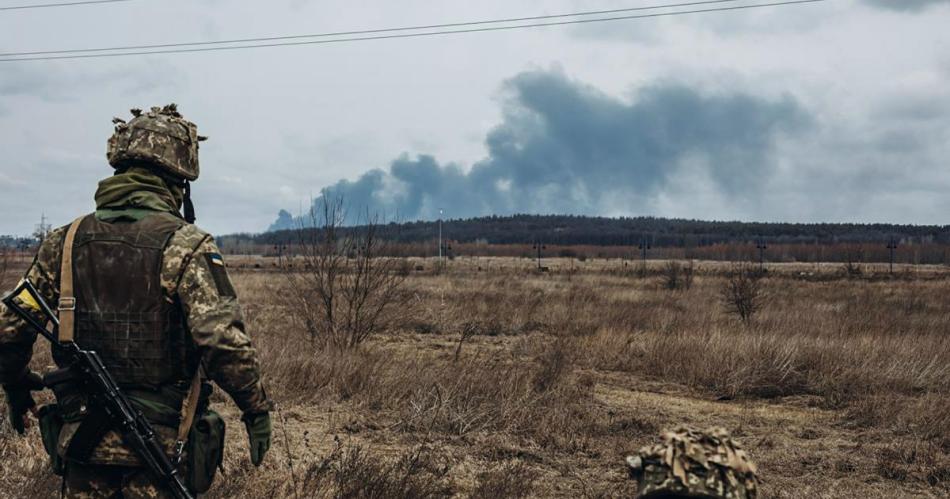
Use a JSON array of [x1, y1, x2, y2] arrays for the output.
[[273, 243, 287, 267], [756, 239, 767, 271], [33, 213, 51, 244], [638, 237, 651, 263], [637, 237, 651, 277], [532, 240, 546, 271], [441, 241, 452, 260], [887, 237, 898, 274], [438, 209, 443, 268]]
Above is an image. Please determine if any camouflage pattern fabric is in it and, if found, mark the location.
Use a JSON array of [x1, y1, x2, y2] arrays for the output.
[[0, 226, 67, 383], [64, 460, 186, 499], [626, 427, 758, 499], [57, 420, 183, 467], [107, 104, 205, 181], [95, 166, 185, 220], [0, 215, 272, 466], [163, 224, 272, 414]]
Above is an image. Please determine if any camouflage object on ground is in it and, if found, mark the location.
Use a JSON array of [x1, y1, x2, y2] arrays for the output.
[[626, 427, 758, 499], [107, 104, 206, 181]]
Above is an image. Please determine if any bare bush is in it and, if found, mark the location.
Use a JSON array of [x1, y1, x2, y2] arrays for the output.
[[720, 264, 767, 322], [662, 260, 694, 290], [284, 196, 410, 349], [533, 337, 572, 392]]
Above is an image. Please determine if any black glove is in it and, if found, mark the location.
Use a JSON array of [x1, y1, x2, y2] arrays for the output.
[[3, 371, 44, 435], [242, 411, 271, 466]]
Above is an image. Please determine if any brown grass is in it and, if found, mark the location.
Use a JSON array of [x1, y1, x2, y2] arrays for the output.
[[2, 258, 949, 497]]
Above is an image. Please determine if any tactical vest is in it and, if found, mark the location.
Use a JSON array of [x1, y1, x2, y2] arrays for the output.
[[53, 213, 194, 388]]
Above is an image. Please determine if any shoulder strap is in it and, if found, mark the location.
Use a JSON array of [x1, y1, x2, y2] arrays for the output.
[[58, 216, 85, 343]]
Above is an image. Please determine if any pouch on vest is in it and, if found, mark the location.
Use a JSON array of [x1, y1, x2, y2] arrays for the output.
[[186, 409, 225, 493], [36, 404, 65, 476]]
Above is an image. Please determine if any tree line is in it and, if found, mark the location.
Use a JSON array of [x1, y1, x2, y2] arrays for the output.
[[227, 213, 950, 248]]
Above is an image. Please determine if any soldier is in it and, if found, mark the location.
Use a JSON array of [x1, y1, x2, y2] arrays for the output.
[[0, 104, 273, 497], [626, 427, 758, 498]]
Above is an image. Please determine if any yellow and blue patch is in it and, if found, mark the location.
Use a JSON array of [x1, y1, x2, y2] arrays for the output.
[[203, 253, 236, 297]]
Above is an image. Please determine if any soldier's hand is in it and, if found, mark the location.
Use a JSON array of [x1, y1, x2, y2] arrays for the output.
[[3, 371, 44, 435], [242, 411, 271, 466]]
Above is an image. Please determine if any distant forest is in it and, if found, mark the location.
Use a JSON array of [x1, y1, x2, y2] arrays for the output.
[[229, 214, 950, 248], [0, 235, 36, 249]]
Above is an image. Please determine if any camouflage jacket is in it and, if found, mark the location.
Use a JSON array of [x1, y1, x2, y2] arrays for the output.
[[0, 213, 272, 464]]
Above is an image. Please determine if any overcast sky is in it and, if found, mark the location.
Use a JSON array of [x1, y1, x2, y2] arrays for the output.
[[1, 0, 948, 235]]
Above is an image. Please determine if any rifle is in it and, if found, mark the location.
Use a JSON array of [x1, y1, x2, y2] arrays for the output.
[[1, 279, 194, 499]]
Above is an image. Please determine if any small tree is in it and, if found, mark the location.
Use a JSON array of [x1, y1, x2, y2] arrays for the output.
[[284, 196, 410, 349], [721, 264, 766, 322]]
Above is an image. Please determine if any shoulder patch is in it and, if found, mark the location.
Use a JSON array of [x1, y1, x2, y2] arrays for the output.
[[203, 253, 236, 298]]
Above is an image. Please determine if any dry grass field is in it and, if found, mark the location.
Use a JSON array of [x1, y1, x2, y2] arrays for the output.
[[2, 256, 949, 498]]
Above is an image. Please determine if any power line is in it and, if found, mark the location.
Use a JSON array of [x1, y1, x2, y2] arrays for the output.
[[0, 0, 134, 11], [0, 0, 828, 62], [0, 0, 746, 57]]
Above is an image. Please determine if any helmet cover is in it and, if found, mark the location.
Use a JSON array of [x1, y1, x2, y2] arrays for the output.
[[626, 427, 758, 499], [107, 103, 205, 181]]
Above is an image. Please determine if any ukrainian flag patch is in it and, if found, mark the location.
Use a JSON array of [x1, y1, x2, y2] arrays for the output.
[[203, 253, 236, 297]]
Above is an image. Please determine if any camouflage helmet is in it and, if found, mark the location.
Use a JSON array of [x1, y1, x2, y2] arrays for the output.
[[626, 427, 758, 499], [107, 103, 206, 181]]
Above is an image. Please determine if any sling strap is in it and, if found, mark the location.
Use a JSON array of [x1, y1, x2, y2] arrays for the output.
[[58, 216, 85, 343], [176, 367, 203, 457]]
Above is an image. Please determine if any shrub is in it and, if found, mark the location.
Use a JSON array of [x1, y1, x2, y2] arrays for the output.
[[720, 264, 767, 322], [662, 260, 693, 290], [284, 196, 411, 349]]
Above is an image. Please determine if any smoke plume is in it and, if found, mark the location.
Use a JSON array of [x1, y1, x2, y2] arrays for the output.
[[270, 69, 809, 231]]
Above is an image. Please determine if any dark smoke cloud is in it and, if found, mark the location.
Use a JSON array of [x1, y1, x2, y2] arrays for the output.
[[270, 69, 810, 231], [862, 0, 949, 11]]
